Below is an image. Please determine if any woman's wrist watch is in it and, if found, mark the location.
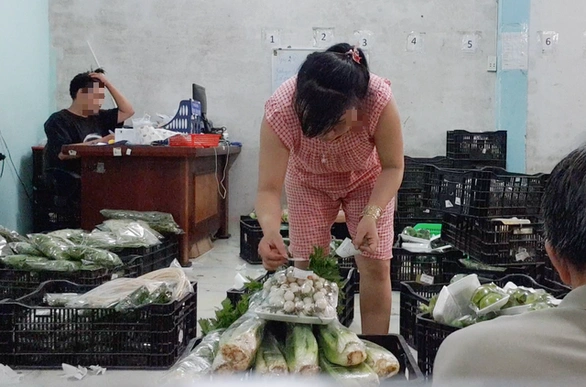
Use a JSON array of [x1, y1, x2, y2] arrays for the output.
[[361, 205, 383, 221]]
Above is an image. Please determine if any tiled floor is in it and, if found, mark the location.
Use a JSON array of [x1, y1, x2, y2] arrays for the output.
[[8, 237, 402, 386]]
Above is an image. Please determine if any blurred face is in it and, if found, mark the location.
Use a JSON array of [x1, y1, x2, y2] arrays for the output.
[[78, 82, 105, 115], [320, 108, 365, 142]]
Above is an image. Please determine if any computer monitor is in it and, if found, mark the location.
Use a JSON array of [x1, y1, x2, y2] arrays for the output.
[[192, 84, 207, 116]]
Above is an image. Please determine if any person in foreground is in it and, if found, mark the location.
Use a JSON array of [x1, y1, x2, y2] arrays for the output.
[[433, 146, 586, 386], [255, 43, 404, 335]]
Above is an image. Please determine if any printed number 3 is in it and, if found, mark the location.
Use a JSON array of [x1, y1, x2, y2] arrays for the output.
[[362, 38, 368, 47]]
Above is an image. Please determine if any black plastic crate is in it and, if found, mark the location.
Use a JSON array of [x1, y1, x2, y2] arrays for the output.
[[442, 213, 546, 265], [358, 334, 424, 383], [117, 236, 180, 275], [446, 130, 507, 168], [239, 216, 289, 264], [226, 268, 356, 327], [415, 274, 566, 378], [0, 255, 142, 301], [394, 212, 443, 242], [401, 156, 452, 191], [442, 258, 545, 282], [424, 165, 548, 218], [399, 282, 445, 348], [391, 248, 463, 291], [0, 280, 197, 369]]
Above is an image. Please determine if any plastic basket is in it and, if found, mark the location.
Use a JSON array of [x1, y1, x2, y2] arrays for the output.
[[397, 156, 452, 219], [0, 255, 142, 301], [226, 268, 356, 327], [117, 236, 180, 275], [168, 134, 221, 148], [390, 248, 464, 291], [442, 213, 546, 265], [415, 274, 565, 378], [239, 216, 289, 264], [446, 130, 507, 168], [413, 223, 442, 237], [394, 212, 444, 242], [442, 258, 545, 282], [423, 165, 549, 218], [162, 99, 202, 134], [0, 280, 198, 369]]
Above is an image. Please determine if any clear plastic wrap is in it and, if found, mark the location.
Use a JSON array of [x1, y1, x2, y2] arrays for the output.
[[66, 268, 193, 309], [73, 230, 119, 249], [254, 331, 288, 376], [9, 241, 43, 256], [256, 267, 338, 320], [47, 229, 86, 242], [1, 255, 81, 272], [66, 246, 123, 268], [28, 234, 74, 260], [319, 351, 379, 387], [318, 320, 367, 366], [362, 339, 400, 379], [98, 219, 163, 247], [100, 209, 184, 235], [45, 293, 81, 306], [161, 330, 224, 385], [0, 225, 27, 243], [212, 313, 265, 373], [0, 236, 12, 256], [283, 324, 320, 375]]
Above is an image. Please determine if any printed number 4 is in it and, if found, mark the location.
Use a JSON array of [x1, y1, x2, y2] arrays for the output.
[[411, 37, 417, 45]]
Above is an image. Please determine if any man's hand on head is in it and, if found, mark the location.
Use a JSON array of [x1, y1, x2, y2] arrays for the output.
[[89, 72, 109, 86]]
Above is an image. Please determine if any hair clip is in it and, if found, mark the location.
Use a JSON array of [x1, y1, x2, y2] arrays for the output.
[[346, 47, 361, 64]]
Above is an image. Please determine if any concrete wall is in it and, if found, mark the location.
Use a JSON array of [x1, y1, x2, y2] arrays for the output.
[[526, 0, 586, 173], [0, 0, 53, 232], [48, 0, 497, 231]]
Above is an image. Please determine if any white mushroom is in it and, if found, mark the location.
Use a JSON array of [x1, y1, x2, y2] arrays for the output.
[[283, 301, 295, 313], [284, 291, 295, 302]]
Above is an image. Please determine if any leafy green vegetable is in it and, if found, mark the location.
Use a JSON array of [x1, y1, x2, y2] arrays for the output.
[[9, 242, 43, 256]]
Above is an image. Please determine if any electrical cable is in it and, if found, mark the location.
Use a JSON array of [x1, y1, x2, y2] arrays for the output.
[[0, 128, 33, 202]]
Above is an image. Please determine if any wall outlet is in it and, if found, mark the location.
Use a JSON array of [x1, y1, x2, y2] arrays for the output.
[[487, 55, 497, 72]]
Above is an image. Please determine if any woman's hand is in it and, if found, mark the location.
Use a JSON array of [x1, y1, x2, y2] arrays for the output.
[[353, 216, 379, 255], [258, 232, 288, 271]]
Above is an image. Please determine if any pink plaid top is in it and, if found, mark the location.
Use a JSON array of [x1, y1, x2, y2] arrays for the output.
[[265, 74, 393, 193]]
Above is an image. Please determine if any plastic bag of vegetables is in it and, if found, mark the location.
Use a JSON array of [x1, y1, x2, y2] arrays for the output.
[[9, 242, 43, 256], [28, 234, 74, 260], [0, 255, 80, 272], [98, 219, 163, 248], [319, 351, 379, 386], [101, 209, 184, 235], [255, 331, 288, 376], [47, 229, 86, 242], [318, 320, 366, 366], [67, 246, 123, 268], [283, 324, 319, 375], [258, 267, 339, 319], [0, 225, 27, 243], [161, 329, 224, 385], [212, 313, 265, 373], [114, 283, 172, 312], [362, 340, 400, 379]]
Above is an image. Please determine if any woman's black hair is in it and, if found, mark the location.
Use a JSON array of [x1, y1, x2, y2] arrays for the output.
[[295, 43, 370, 138], [69, 68, 105, 100]]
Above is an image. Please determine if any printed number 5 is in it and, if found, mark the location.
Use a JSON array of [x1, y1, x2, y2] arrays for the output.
[[467, 40, 473, 48]]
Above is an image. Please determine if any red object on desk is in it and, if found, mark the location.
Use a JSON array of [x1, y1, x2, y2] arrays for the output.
[[168, 134, 221, 148], [61, 144, 241, 266]]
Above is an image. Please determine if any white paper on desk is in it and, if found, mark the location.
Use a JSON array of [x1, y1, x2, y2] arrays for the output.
[[115, 128, 138, 144], [135, 126, 178, 145]]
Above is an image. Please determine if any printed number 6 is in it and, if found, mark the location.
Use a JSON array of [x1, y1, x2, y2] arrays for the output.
[[545, 37, 552, 45]]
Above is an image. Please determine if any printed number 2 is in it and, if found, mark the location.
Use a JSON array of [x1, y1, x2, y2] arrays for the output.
[[321, 33, 327, 41]]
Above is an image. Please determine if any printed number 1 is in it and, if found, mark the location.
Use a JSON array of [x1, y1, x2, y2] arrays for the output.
[[270, 35, 275, 44]]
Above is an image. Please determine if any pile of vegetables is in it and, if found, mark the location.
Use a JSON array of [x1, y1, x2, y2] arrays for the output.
[[248, 209, 289, 223], [100, 209, 184, 235], [421, 274, 561, 328], [402, 226, 431, 240], [164, 319, 400, 384]]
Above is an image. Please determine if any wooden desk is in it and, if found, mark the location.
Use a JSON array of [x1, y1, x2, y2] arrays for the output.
[[61, 144, 241, 266]]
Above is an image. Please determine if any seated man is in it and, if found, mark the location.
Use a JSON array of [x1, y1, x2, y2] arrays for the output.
[[433, 146, 586, 386], [43, 68, 134, 180]]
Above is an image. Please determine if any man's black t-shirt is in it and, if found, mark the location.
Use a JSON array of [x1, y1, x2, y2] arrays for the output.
[[43, 108, 121, 174]]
